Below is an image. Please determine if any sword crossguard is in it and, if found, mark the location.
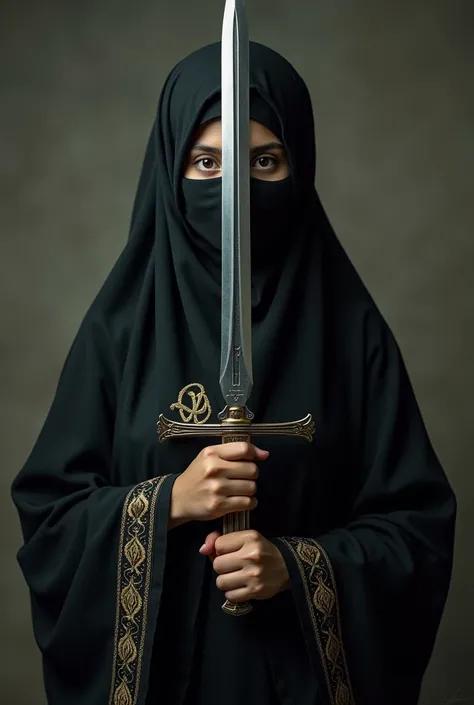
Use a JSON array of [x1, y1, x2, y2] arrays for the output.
[[158, 412, 315, 444]]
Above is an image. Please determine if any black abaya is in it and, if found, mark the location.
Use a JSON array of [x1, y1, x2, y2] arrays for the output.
[[12, 42, 455, 705]]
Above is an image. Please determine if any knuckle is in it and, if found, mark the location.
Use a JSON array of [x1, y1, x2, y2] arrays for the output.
[[250, 464, 259, 479], [203, 460, 218, 478], [238, 441, 250, 456], [201, 445, 215, 459], [207, 496, 221, 513], [249, 546, 263, 562], [209, 478, 222, 495], [252, 582, 264, 595], [249, 566, 263, 579]]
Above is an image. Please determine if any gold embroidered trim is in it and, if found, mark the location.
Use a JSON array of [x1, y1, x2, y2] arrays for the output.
[[170, 382, 211, 424], [280, 538, 355, 705], [108, 476, 168, 705]]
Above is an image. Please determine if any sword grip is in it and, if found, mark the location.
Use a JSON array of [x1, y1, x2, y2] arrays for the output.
[[220, 407, 253, 617]]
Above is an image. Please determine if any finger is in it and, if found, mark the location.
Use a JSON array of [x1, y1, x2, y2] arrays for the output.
[[214, 442, 269, 462], [200, 530, 221, 553], [199, 530, 221, 556], [215, 531, 249, 556], [223, 587, 252, 604], [223, 479, 257, 496], [216, 569, 248, 592], [213, 553, 244, 575], [221, 462, 259, 481], [222, 496, 258, 514]]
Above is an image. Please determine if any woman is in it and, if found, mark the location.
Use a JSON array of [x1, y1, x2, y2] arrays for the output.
[[12, 41, 456, 705]]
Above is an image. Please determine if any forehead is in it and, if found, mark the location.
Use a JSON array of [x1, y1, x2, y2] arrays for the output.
[[190, 118, 282, 147]]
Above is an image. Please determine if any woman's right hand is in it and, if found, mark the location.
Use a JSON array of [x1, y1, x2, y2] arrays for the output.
[[170, 442, 269, 525]]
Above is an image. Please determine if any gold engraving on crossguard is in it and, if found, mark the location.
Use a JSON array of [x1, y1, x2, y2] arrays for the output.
[[170, 383, 212, 425]]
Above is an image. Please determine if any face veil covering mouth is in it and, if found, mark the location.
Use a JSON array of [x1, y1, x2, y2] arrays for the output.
[[181, 175, 294, 263], [181, 90, 295, 265]]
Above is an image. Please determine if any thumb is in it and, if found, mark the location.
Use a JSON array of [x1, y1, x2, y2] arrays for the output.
[[199, 530, 221, 558], [254, 447, 270, 461]]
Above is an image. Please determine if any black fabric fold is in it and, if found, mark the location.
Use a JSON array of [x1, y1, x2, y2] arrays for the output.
[[12, 314, 179, 704], [273, 306, 455, 705]]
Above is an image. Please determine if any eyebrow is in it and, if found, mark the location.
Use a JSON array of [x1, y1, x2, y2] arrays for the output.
[[190, 141, 285, 156]]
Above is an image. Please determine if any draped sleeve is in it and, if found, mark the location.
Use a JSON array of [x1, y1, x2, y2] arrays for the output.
[[11, 316, 178, 705], [274, 311, 456, 705]]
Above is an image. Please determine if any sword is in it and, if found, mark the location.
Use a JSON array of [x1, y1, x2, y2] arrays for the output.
[[158, 0, 315, 617]]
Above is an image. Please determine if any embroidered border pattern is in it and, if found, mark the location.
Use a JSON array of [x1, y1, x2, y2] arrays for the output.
[[280, 537, 355, 705], [108, 476, 168, 705]]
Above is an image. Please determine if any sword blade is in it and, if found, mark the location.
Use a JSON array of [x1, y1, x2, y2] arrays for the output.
[[219, 0, 253, 409]]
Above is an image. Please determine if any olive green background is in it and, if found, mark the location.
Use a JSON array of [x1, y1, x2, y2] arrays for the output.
[[1, 0, 472, 702]]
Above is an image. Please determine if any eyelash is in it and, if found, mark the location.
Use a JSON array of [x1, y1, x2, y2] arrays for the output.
[[194, 155, 280, 172]]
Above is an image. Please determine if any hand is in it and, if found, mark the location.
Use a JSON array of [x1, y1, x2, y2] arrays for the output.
[[170, 442, 269, 525], [200, 530, 291, 603]]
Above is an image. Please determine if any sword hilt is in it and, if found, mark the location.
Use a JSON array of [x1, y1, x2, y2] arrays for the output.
[[219, 406, 253, 616], [157, 407, 315, 617]]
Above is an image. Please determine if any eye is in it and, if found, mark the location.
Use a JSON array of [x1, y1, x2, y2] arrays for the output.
[[252, 155, 279, 170], [194, 157, 220, 172]]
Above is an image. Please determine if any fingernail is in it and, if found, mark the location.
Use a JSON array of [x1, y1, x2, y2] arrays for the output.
[[199, 544, 206, 552]]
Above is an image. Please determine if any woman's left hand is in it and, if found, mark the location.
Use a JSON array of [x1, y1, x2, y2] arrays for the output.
[[200, 529, 290, 602]]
